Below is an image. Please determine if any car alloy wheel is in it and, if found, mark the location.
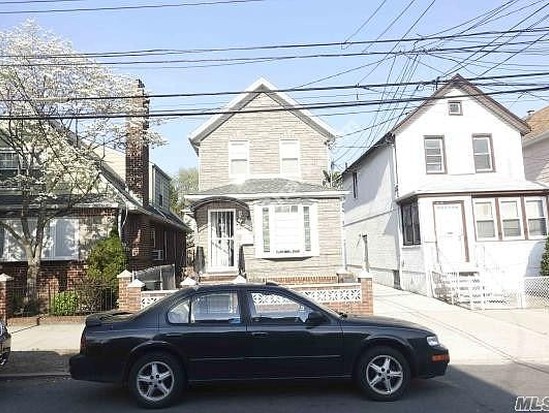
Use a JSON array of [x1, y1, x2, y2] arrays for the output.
[[356, 346, 410, 401], [129, 352, 184, 409]]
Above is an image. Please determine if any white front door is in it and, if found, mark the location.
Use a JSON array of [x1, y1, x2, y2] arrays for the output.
[[209, 210, 236, 270], [433, 202, 468, 267]]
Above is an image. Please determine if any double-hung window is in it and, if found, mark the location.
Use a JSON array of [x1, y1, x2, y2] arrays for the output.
[[280, 139, 300, 178], [229, 140, 249, 179], [257, 203, 318, 257], [499, 198, 523, 239], [472, 135, 494, 172], [0, 149, 19, 183], [401, 201, 421, 246], [473, 200, 497, 240], [424, 136, 445, 174], [0, 218, 79, 261], [525, 197, 548, 238]]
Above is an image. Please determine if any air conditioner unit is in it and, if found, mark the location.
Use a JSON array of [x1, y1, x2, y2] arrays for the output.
[[152, 249, 164, 261]]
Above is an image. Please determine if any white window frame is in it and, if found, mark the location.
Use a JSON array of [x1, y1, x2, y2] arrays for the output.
[[0, 218, 79, 261], [472, 134, 494, 173], [524, 196, 548, 239], [498, 198, 524, 240], [254, 203, 319, 258], [424, 136, 446, 174], [228, 140, 249, 180], [448, 100, 462, 115], [279, 139, 300, 178], [473, 199, 498, 241]]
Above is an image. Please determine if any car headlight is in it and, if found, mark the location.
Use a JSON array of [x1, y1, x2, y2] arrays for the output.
[[426, 335, 440, 347]]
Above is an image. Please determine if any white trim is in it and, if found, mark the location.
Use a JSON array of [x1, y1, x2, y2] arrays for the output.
[[188, 78, 338, 146], [254, 202, 319, 259], [473, 199, 498, 241], [279, 138, 301, 179], [498, 197, 524, 240], [524, 196, 548, 239], [228, 140, 249, 180], [208, 208, 237, 271]]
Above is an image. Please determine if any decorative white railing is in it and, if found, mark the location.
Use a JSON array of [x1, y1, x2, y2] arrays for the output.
[[139, 283, 362, 309]]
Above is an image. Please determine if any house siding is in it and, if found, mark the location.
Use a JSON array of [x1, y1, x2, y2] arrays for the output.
[[198, 93, 329, 191], [523, 139, 549, 183], [396, 89, 526, 196], [343, 146, 400, 286]]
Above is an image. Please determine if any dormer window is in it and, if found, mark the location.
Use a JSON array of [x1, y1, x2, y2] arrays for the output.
[[448, 101, 462, 115]]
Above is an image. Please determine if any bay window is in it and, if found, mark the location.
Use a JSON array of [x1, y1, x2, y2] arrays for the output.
[[256, 203, 318, 257]]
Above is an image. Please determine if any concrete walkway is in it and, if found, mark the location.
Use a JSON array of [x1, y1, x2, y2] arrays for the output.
[[373, 283, 549, 367], [1, 283, 548, 378]]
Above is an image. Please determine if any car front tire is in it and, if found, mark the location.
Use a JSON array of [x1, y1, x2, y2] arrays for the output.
[[128, 352, 184, 409], [355, 345, 411, 401]]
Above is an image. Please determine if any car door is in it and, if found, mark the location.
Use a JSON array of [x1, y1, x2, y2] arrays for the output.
[[161, 289, 249, 381], [244, 288, 344, 379]]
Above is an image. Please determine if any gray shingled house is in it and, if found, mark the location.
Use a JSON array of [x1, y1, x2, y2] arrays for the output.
[[186, 78, 346, 283]]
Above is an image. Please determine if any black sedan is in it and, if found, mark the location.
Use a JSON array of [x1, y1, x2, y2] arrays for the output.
[[0, 320, 10, 367], [70, 283, 449, 408]]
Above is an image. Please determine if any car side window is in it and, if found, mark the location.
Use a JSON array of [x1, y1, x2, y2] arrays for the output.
[[190, 292, 241, 324], [167, 298, 190, 324], [249, 291, 313, 324]]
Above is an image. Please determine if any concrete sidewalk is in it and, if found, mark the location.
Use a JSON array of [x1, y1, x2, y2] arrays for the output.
[[1, 283, 548, 378]]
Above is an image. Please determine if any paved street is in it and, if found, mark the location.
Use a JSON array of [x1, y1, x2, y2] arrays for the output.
[[1, 283, 548, 412]]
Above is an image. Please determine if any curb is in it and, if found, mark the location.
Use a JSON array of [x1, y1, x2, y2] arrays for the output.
[[0, 372, 70, 380]]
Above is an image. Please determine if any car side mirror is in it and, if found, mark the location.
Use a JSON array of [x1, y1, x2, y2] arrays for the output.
[[306, 311, 327, 327]]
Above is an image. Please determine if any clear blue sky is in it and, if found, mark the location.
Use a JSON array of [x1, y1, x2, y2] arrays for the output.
[[2, 0, 548, 176]]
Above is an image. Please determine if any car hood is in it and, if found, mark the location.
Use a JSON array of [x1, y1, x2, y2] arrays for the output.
[[341, 315, 433, 333]]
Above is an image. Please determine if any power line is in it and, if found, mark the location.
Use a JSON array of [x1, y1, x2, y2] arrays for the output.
[[4, 40, 549, 68], [2, 85, 547, 120], [0, 0, 267, 15], [3, 71, 549, 102], [4, 27, 545, 60]]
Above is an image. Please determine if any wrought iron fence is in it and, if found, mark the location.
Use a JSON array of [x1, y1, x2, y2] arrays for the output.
[[9, 283, 117, 318]]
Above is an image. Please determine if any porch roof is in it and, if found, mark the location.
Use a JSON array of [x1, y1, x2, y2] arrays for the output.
[[186, 178, 346, 201], [396, 178, 549, 203]]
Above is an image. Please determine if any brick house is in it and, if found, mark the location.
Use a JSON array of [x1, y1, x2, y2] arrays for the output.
[[0, 80, 189, 312], [186, 78, 346, 283]]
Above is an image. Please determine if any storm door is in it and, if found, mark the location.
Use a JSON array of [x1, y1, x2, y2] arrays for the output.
[[209, 210, 235, 270]]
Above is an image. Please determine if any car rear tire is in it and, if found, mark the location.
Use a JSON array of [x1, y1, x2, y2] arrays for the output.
[[128, 352, 184, 409], [355, 345, 411, 401]]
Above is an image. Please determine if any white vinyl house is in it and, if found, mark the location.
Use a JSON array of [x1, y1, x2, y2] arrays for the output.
[[343, 75, 549, 300]]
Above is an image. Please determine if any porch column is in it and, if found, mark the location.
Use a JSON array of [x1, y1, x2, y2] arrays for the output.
[[358, 271, 374, 315]]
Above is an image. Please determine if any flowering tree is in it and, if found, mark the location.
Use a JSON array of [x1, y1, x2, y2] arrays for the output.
[[0, 21, 161, 302]]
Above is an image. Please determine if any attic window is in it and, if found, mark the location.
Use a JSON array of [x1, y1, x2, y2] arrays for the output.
[[448, 101, 462, 115]]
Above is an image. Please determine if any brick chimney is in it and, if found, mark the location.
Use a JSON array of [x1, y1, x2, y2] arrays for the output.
[[126, 79, 150, 207]]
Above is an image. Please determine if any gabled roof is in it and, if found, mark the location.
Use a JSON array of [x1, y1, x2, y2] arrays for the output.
[[343, 74, 530, 175], [188, 78, 338, 152], [390, 74, 530, 135], [523, 105, 549, 145]]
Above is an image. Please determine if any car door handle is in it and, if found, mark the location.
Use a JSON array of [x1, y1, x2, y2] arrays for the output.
[[251, 331, 268, 338]]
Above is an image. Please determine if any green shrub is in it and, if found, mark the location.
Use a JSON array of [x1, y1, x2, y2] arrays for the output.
[[86, 228, 127, 289], [541, 237, 549, 277], [50, 291, 79, 316]]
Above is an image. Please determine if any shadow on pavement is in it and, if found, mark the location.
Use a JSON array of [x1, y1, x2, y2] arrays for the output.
[[0, 351, 75, 377]]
